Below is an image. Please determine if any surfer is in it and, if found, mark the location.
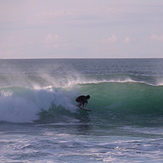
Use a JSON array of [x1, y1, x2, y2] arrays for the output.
[[76, 95, 90, 108]]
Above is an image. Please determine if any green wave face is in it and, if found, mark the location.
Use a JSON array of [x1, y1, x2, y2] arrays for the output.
[[78, 82, 163, 115]]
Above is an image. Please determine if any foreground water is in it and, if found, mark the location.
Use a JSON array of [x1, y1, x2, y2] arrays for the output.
[[0, 59, 163, 162]]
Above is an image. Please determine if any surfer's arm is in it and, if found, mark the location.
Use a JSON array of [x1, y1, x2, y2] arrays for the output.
[[83, 101, 88, 107]]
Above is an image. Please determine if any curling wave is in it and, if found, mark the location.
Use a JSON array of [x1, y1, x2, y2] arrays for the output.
[[0, 80, 163, 123]]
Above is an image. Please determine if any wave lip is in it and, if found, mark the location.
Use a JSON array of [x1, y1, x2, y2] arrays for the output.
[[68, 72, 163, 87]]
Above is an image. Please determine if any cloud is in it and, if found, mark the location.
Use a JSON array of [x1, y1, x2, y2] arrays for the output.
[[102, 35, 130, 44], [122, 37, 130, 43], [44, 34, 68, 48], [39, 11, 73, 17], [102, 35, 118, 43], [150, 34, 163, 42]]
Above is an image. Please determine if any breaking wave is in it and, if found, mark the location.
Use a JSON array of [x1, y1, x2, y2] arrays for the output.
[[0, 79, 163, 123]]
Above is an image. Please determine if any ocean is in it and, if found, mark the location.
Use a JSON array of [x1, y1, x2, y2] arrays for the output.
[[0, 58, 163, 162]]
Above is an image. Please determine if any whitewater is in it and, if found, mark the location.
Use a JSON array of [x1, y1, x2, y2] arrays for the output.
[[1, 58, 163, 162]]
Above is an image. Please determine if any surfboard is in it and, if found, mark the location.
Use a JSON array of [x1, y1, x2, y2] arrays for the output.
[[79, 106, 92, 112]]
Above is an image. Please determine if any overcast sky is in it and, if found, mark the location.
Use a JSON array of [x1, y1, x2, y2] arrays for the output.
[[0, 0, 163, 58]]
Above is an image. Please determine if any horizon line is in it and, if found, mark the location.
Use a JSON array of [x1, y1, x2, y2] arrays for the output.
[[0, 57, 163, 60]]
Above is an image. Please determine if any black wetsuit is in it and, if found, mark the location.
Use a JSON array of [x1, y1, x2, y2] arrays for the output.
[[76, 95, 90, 107]]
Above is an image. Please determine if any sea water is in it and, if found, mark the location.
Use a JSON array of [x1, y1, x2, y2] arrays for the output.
[[0, 59, 163, 162]]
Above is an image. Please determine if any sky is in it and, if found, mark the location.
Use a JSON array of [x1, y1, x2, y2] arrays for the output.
[[0, 0, 163, 58]]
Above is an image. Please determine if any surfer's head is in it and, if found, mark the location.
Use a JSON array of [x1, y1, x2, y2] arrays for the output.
[[86, 95, 90, 99]]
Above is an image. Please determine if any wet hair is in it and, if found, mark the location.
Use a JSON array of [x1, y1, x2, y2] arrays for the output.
[[86, 95, 90, 99]]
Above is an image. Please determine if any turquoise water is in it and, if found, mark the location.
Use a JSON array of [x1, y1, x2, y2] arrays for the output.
[[0, 59, 163, 162]]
